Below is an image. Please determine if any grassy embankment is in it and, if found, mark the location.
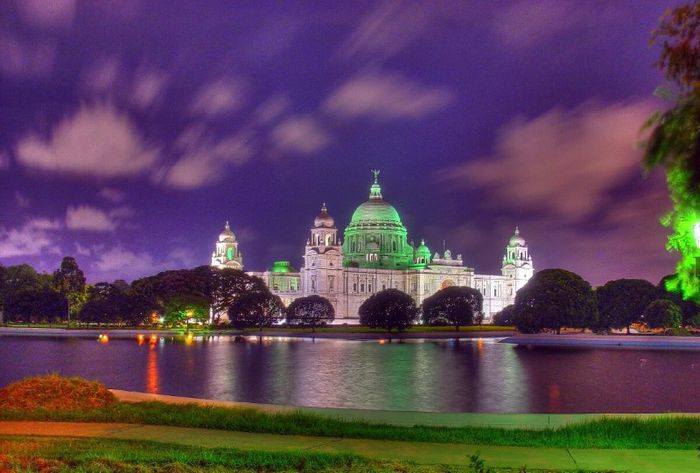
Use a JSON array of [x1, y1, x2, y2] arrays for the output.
[[0, 376, 697, 451]]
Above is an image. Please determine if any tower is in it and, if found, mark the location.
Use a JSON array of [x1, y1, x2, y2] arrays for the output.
[[501, 226, 533, 298], [211, 221, 243, 270], [302, 204, 344, 313]]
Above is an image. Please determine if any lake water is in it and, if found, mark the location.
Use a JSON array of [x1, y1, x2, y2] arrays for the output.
[[2, 335, 699, 413]]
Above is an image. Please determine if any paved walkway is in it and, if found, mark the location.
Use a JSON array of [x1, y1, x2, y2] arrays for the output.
[[0, 421, 696, 473], [113, 389, 700, 430]]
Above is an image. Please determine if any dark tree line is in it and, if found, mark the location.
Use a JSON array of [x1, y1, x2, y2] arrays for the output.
[[494, 269, 699, 334]]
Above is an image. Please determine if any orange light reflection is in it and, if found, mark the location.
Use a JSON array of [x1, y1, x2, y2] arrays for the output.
[[147, 345, 160, 394]]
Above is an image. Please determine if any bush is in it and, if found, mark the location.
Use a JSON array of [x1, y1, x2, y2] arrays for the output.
[[0, 375, 117, 411]]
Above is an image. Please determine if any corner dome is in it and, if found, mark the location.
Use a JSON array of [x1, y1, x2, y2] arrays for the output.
[[314, 203, 335, 228], [416, 239, 431, 258], [219, 221, 236, 242], [509, 226, 525, 247]]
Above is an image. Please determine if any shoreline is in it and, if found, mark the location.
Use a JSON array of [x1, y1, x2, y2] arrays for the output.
[[502, 333, 700, 350], [110, 389, 700, 429], [0, 326, 514, 340]]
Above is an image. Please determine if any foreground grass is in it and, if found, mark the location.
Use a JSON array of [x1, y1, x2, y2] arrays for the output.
[[0, 436, 611, 473], [1, 401, 698, 450]]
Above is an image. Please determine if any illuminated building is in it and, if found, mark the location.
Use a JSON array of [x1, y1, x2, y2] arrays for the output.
[[212, 172, 534, 322]]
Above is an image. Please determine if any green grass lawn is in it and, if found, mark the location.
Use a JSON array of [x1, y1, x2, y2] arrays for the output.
[[1, 400, 698, 451], [0, 435, 612, 472]]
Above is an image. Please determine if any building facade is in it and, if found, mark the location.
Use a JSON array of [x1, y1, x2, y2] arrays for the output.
[[212, 173, 534, 323]]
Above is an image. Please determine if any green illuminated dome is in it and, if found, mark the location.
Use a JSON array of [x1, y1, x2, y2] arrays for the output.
[[342, 171, 414, 269], [415, 239, 431, 261]]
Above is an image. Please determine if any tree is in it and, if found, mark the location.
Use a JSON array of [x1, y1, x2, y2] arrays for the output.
[[53, 257, 86, 323], [493, 304, 516, 326], [162, 294, 209, 330], [512, 269, 597, 334], [644, 299, 683, 329], [421, 286, 482, 330], [286, 295, 335, 331], [210, 268, 267, 323], [228, 290, 284, 330], [644, 3, 700, 303], [658, 274, 700, 325], [596, 279, 659, 332], [358, 289, 417, 332], [5, 288, 67, 324]]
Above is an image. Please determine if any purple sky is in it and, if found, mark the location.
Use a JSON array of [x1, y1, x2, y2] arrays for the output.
[[0, 0, 682, 286]]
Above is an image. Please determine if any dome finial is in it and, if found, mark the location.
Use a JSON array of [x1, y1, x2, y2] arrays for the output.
[[225, 221, 230, 229], [369, 169, 382, 199], [514, 225, 519, 235]]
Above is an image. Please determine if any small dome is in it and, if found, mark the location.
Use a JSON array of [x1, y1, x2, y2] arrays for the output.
[[219, 221, 236, 242], [314, 203, 335, 228], [416, 239, 431, 258], [509, 226, 525, 247]]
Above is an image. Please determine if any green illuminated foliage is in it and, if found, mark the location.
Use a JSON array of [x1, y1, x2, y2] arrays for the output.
[[645, 2, 700, 302]]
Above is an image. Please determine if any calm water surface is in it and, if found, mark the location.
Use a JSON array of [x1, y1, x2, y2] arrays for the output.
[[2, 335, 700, 413]]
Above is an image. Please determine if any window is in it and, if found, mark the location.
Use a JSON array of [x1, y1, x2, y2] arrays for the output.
[[227, 247, 233, 260], [368, 284, 372, 292], [360, 283, 365, 292], [382, 284, 386, 290], [273, 283, 279, 291], [392, 240, 397, 252], [494, 288, 497, 297], [353, 283, 357, 292]]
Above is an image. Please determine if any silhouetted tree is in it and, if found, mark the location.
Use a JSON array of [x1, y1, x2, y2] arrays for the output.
[[228, 290, 284, 330], [286, 295, 335, 331], [421, 286, 482, 330], [493, 304, 516, 326], [512, 269, 597, 334], [210, 268, 267, 323], [359, 289, 417, 332], [596, 279, 658, 332], [5, 288, 67, 324], [658, 274, 700, 325], [644, 299, 683, 329], [53, 257, 86, 323]]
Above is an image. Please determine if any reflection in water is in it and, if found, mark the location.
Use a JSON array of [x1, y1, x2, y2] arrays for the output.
[[3, 335, 700, 413], [147, 346, 159, 394]]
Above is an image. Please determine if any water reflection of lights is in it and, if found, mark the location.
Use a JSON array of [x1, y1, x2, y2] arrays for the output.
[[98, 334, 109, 343], [149, 334, 158, 345], [137, 334, 145, 345], [147, 345, 159, 394], [379, 339, 386, 345], [185, 333, 194, 345], [476, 338, 484, 353]]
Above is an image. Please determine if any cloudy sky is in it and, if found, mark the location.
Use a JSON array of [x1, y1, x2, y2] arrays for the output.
[[0, 0, 681, 285]]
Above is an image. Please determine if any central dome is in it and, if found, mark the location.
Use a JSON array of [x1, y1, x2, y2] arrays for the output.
[[343, 171, 413, 269], [348, 173, 403, 228], [349, 199, 403, 227]]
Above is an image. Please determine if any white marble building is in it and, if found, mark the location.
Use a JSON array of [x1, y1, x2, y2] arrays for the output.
[[212, 174, 533, 323]]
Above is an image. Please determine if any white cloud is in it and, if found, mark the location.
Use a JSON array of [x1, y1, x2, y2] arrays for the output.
[[75, 242, 92, 256], [130, 69, 169, 109], [81, 57, 120, 93], [490, 0, 619, 49], [157, 129, 254, 189], [93, 246, 156, 279], [92, 245, 199, 281], [66, 205, 116, 232], [17, 0, 76, 29], [254, 94, 291, 125], [323, 71, 454, 121], [189, 78, 247, 117], [0, 218, 61, 258], [99, 187, 126, 203], [270, 115, 331, 155], [0, 33, 56, 78], [338, 1, 432, 61], [438, 100, 657, 222], [16, 102, 160, 178]]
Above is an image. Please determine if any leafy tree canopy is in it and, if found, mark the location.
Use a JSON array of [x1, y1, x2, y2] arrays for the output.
[[286, 295, 335, 330], [358, 289, 417, 332], [228, 290, 284, 330], [596, 279, 658, 332], [644, 299, 683, 329], [513, 269, 597, 334], [421, 286, 482, 330]]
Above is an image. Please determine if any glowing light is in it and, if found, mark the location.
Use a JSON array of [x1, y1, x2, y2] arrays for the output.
[[147, 346, 159, 394], [379, 339, 385, 345], [476, 338, 484, 353], [149, 334, 157, 345], [137, 334, 145, 345], [98, 334, 109, 344], [185, 333, 194, 345], [694, 222, 700, 248]]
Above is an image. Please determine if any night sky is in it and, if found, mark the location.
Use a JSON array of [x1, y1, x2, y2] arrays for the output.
[[0, 0, 682, 285]]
